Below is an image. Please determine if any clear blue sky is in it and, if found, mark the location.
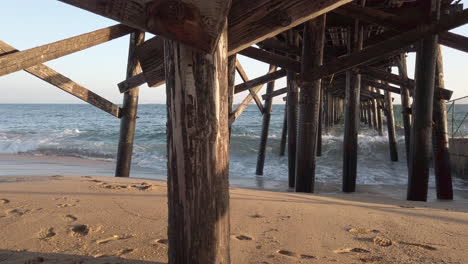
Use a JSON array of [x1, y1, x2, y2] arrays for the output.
[[1, 0, 467, 104]]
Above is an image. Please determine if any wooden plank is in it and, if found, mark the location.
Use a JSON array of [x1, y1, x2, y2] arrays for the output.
[[0, 24, 135, 77], [262, 87, 287, 100], [234, 69, 287, 94], [235, 60, 264, 113], [135, 37, 165, 87], [58, 0, 231, 53], [306, 9, 468, 84], [0, 41, 121, 118], [228, 0, 352, 54], [165, 23, 230, 262], [396, 54, 412, 164], [334, 3, 468, 53], [116, 31, 145, 177], [118, 73, 147, 93]]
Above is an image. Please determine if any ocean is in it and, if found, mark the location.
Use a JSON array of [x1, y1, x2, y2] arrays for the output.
[[0, 104, 467, 191]]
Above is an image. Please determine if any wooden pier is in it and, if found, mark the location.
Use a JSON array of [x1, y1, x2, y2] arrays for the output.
[[2, 0, 467, 262]]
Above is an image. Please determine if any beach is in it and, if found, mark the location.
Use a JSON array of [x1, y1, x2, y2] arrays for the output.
[[1, 175, 467, 264]]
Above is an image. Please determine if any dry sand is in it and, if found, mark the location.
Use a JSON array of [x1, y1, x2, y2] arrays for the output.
[[0, 175, 467, 264]]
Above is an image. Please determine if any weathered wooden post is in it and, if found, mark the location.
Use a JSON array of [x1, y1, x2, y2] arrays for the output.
[[256, 65, 277, 175], [407, 0, 440, 201], [228, 55, 237, 134], [384, 78, 398, 162], [165, 25, 230, 262], [433, 45, 453, 200], [295, 15, 325, 193], [280, 103, 288, 156], [317, 91, 323, 157], [373, 87, 384, 136], [343, 16, 363, 193], [397, 54, 412, 164], [287, 32, 299, 188], [115, 31, 145, 177], [367, 100, 373, 128]]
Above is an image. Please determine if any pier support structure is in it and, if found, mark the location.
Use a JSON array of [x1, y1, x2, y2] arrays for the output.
[[165, 25, 230, 262], [407, 0, 440, 201], [115, 31, 145, 177], [287, 34, 299, 188], [256, 65, 277, 175], [295, 15, 326, 193], [384, 76, 398, 162], [433, 45, 453, 200], [397, 54, 412, 164], [343, 14, 363, 193]]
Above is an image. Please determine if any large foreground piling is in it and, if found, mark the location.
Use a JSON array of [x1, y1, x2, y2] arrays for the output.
[[343, 17, 363, 193], [295, 15, 325, 193], [407, 0, 440, 201], [384, 78, 398, 162], [115, 31, 145, 177], [397, 54, 412, 163], [256, 65, 277, 175], [287, 33, 299, 188], [433, 45, 453, 200], [165, 26, 230, 262]]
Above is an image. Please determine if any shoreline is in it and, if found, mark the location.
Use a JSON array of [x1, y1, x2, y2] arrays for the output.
[[1, 153, 468, 201], [0, 175, 467, 263]]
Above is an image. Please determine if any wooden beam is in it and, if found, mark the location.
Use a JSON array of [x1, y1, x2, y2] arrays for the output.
[[334, 3, 468, 53], [228, 0, 352, 54], [136, 37, 165, 88], [360, 66, 453, 100], [0, 24, 135, 77], [229, 66, 277, 125], [0, 41, 121, 118], [362, 79, 401, 94], [58, 0, 231, 53], [234, 69, 287, 94], [262, 87, 287, 100], [235, 60, 264, 113], [258, 38, 301, 56], [118, 73, 147, 93], [306, 9, 468, 83], [238, 47, 301, 72]]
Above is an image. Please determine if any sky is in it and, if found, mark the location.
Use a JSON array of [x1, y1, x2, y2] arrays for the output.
[[0, 0, 467, 105]]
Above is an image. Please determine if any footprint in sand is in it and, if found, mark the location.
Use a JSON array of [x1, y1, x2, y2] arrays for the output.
[[70, 224, 89, 236], [116, 248, 134, 256], [373, 237, 392, 247], [152, 238, 169, 245], [56, 203, 76, 208], [333, 248, 370, 254], [64, 214, 78, 222], [24, 256, 46, 264], [398, 241, 437, 251], [6, 208, 29, 217], [249, 213, 264, 218], [232, 235, 253, 241], [359, 256, 383, 263], [96, 234, 132, 245], [131, 183, 155, 191], [38, 227, 56, 240], [0, 198, 10, 205], [276, 250, 315, 259], [348, 228, 379, 235]]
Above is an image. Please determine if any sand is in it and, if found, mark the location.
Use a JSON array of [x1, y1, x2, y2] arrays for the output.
[[0, 175, 467, 264]]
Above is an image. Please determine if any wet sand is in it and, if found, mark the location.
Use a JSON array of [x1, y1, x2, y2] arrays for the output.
[[0, 175, 467, 263]]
